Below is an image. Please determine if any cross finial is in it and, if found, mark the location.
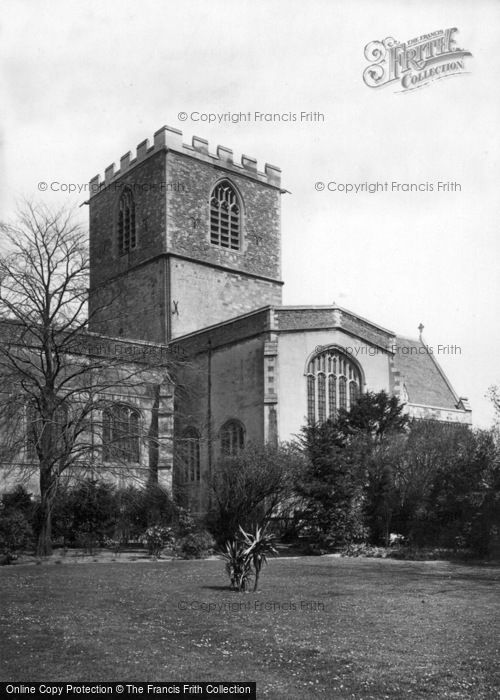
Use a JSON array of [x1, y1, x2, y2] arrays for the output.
[[418, 323, 424, 337]]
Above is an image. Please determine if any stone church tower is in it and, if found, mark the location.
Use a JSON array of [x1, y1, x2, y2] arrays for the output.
[[88, 125, 283, 341]]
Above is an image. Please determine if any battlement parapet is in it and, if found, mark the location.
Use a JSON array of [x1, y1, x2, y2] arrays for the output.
[[89, 125, 282, 196]]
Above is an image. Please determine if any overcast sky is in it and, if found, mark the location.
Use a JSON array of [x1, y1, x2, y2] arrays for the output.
[[2, 0, 499, 427]]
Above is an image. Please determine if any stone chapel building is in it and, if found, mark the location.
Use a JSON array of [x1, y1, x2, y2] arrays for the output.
[[86, 124, 471, 514]]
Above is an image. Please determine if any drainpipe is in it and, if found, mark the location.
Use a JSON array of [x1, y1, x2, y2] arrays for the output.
[[207, 338, 213, 511]]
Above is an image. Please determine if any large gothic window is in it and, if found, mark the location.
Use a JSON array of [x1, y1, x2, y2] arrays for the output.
[[102, 404, 140, 463], [220, 419, 245, 456], [117, 187, 136, 255], [210, 180, 241, 250], [180, 427, 201, 482], [306, 348, 362, 423]]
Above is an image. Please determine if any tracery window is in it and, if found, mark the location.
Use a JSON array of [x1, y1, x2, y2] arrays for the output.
[[118, 187, 136, 255], [306, 348, 362, 423], [210, 180, 241, 250], [102, 404, 140, 463], [180, 427, 201, 482], [220, 419, 245, 456]]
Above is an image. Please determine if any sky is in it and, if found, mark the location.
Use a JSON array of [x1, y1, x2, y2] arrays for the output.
[[1, 0, 499, 427]]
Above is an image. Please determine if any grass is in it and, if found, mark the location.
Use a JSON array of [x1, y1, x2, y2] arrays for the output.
[[0, 556, 499, 699]]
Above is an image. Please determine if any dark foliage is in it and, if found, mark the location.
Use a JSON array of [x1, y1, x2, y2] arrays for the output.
[[51, 479, 117, 551], [49, 480, 176, 549], [293, 391, 500, 557], [295, 391, 408, 547], [337, 390, 409, 441], [174, 530, 215, 559], [295, 421, 368, 546]]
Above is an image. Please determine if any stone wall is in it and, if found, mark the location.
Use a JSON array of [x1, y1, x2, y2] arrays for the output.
[[173, 335, 267, 514]]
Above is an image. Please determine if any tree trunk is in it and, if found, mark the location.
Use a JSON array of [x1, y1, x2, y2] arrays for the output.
[[35, 504, 53, 557], [35, 467, 57, 557], [253, 562, 261, 592]]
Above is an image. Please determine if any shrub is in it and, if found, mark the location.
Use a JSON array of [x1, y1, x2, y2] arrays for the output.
[[221, 539, 254, 592], [174, 530, 215, 559], [301, 541, 329, 556], [220, 525, 278, 592], [240, 525, 278, 591], [115, 485, 176, 543], [207, 443, 303, 545], [49, 479, 118, 550], [174, 506, 200, 536], [341, 542, 388, 558], [322, 504, 369, 549], [0, 487, 35, 563], [71, 479, 117, 551], [50, 482, 177, 549], [0, 509, 33, 563], [2, 486, 34, 520], [141, 525, 174, 557]]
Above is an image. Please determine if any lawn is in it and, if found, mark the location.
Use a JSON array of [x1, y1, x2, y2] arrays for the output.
[[0, 555, 499, 699]]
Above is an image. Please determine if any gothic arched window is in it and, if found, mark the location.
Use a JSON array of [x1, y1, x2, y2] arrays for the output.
[[306, 348, 362, 423], [102, 404, 140, 463], [180, 427, 201, 482], [220, 419, 245, 456], [117, 187, 136, 255], [210, 180, 241, 250]]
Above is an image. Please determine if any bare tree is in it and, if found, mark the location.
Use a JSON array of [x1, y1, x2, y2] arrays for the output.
[[0, 201, 174, 555], [207, 442, 305, 544], [487, 385, 500, 425]]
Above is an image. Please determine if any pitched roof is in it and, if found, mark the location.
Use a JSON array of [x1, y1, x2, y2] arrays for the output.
[[393, 336, 459, 409]]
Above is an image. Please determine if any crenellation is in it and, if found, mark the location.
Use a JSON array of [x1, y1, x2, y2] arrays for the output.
[[136, 139, 150, 161], [104, 163, 115, 183], [241, 154, 257, 171], [120, 151, 131, 172], [164, 125, 183, 147], [153, 126, 166, 148], [89, 174, 101, 191], [265, 163, 281, 185], [192, 135, 209, 154], [88, 124, 282, 197], [154, 125, 182, 149], [217, 145, 233, 163]]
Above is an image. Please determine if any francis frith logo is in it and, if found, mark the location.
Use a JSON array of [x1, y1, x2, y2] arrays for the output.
[[363, 28, 472, 92]]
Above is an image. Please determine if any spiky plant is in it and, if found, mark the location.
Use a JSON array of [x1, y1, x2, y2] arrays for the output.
[[220, 538, 253, 591], [239, 524, 278, 592]]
